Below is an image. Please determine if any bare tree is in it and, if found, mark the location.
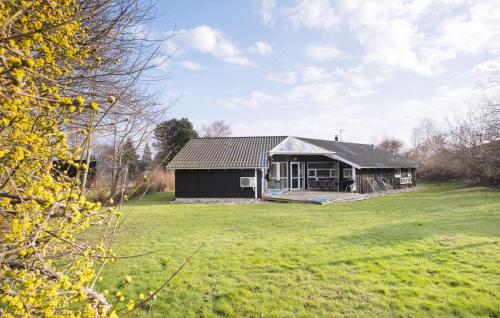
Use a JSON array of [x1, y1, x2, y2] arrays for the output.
[[410, 100, 500, 184], [201, 120, 232, 137], [61, 0, 173, 196], [377, 138, 404, 154]]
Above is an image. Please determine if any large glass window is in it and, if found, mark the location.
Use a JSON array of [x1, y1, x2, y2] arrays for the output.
[[307, 162, 339, 179], [280, 162, 288, 177], [270, 163, 279, 179], [268, 162, 288, 190]]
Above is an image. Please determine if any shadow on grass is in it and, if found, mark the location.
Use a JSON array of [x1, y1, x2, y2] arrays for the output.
[[336, 213, 500, 247], [323, 241, 498, 267], [125, 191, 175, 207]]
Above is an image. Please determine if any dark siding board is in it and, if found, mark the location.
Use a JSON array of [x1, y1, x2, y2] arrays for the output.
[[355, 168, 416, 194], [175, 169, 258, 198], [411, 168, 417, 186], [256, 169, 262, 198]]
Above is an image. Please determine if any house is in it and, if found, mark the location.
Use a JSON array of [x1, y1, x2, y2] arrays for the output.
[[167, 136, 418, 198], [53, 158, 97, 188]]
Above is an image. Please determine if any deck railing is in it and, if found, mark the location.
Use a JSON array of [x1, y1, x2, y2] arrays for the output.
[[400, 176, 412, 184]]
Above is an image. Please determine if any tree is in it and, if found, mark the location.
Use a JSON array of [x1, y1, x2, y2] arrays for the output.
[[141, 143, 153, 172], [377, 138, 404, 154], [122, 138, 140, 179], [65, 0, 170, 191], [153, 118, 199, 164], [1, 1, 168, 316], [201, 120, 232, 137], [0, 1, 110, 316]]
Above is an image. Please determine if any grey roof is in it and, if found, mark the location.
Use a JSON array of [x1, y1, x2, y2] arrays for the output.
[[167, 136, 286, 169], [296, 137, 418, 168], [167, 136, 418, 169]]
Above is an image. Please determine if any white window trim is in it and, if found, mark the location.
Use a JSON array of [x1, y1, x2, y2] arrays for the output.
[[307, 162, 339, 179], [271, 162, 288, 180], [395, 168, 401, 178]]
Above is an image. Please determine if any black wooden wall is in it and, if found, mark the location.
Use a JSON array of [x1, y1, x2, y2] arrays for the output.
[[355, 168, 417, 194], [175, 169, 261, 198]]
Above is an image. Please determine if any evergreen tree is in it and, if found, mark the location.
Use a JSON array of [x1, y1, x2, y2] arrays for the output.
[[153, 118, 198, 164], [141, 143, 153, 172], [122, 138, 140, 178]]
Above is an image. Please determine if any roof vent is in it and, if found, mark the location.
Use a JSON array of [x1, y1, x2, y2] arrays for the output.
[[334, 135, 339, 141]]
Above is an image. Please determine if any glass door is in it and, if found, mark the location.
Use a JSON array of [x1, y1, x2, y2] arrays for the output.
[[290, 162, 304, 190]]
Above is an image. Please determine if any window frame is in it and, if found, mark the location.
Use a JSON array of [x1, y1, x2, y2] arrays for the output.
[[307, 162, 339, 179], [343, 168, 352, 179], [395, 168, 402, 178]]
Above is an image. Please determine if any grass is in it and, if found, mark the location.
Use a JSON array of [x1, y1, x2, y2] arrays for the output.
[[90, 182, 500, 317]]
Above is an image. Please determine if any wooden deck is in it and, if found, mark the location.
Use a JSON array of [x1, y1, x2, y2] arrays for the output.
[[262, 190, 367, 204]]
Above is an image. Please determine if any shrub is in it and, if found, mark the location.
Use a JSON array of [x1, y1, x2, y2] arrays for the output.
[[0, 2, 114, 317]]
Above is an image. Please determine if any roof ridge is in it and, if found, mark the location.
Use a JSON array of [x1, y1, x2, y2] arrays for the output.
[[192, 135, 289, 139], [295, 136, 373, 146]]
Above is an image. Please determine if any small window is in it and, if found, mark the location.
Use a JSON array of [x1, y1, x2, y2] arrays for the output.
[[343, 168, 352, 179], [308, 170, 316, 177], [395, 168, 401, 178]]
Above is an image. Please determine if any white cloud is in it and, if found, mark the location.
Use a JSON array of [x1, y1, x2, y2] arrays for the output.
[[218, 91, 279, 109], [247, 41, 273, 55], [180, 60, 204, 70], [266, 66, 332, 85], [434, 1, 500, 55], [170, 25, 253, 66], [302, 66, 332, 83], [267, 0, 500, 76], [266, 71, 298, 84], [220, 74, 371, 110], [305, 45, 343, 61], [282, 0, 339, 30], [471, 57, 500, 75], [260, 0, 276, 26]]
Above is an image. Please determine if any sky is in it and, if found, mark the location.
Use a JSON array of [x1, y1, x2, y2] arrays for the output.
[[147, 0, 500, 145]]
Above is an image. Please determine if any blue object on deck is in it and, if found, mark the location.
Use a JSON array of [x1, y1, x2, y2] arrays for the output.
[[266, 189, 287, 195], [306, 197, 331, 204]]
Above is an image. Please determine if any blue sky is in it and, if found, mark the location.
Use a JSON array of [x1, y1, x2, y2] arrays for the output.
[[148, 0, 500, 145]]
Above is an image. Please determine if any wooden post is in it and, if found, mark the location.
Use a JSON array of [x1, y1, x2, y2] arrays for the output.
[[352, 166, 357, 192]]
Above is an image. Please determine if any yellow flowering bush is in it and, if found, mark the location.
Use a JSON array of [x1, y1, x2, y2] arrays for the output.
[[0, 1, 116, 317]]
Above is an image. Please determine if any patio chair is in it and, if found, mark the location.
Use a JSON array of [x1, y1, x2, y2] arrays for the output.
[[311, 180, 320, 190], [325, 179, 337, 191], [318, 180, 328, 191]]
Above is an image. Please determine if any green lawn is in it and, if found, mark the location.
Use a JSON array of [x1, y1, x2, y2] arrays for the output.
[[93, 182, 500, 317]]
